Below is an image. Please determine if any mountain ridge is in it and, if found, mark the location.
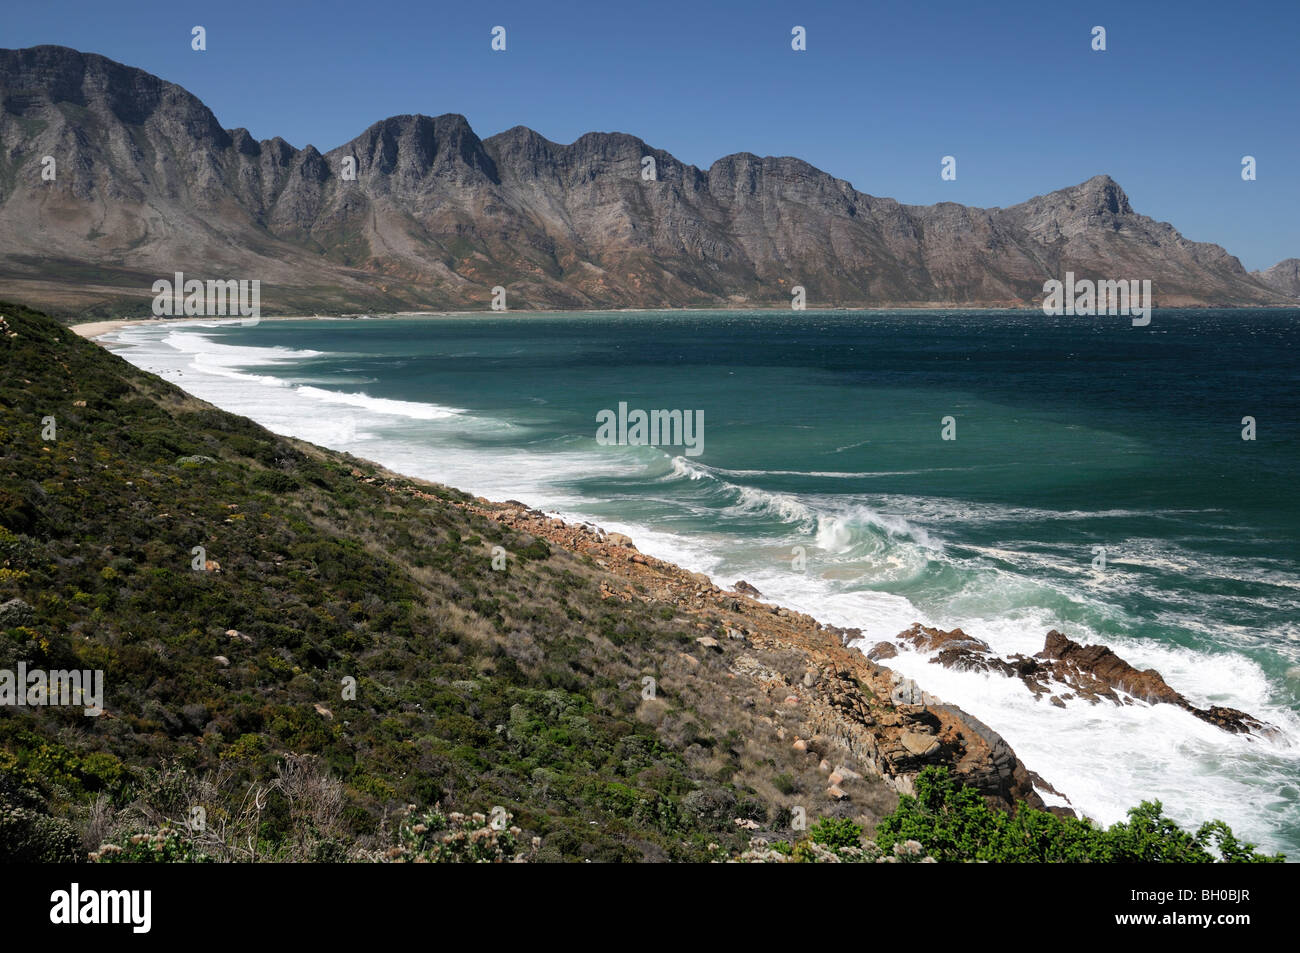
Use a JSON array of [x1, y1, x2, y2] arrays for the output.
[[0, 45, 1293, 317]]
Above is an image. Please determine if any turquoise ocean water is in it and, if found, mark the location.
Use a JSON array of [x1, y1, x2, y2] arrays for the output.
[[104, 309, 1300, 854]]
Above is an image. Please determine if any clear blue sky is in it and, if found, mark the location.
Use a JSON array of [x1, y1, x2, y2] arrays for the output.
[[6, 0, 1298, 269]]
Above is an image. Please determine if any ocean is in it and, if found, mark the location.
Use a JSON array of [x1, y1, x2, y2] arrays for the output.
[[101, 308, 1300, 854]]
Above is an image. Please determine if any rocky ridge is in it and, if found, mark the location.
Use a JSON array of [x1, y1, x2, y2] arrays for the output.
[[1, 45, 1294, 316]]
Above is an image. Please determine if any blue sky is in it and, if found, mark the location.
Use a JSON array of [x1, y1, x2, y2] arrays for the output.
[[6, 0, 1298, 269]]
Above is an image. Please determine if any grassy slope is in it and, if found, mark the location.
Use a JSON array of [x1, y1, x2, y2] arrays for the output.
[[1, 302, 910, 861], [0, 303, 722, 859]]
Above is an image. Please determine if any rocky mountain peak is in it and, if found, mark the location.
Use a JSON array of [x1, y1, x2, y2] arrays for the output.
[[0, 45, 1290, 315]]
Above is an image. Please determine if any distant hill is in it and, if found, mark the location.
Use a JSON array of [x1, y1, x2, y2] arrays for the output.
[[1253, 258, 1300, 297], [0, 45, 1292, 317]]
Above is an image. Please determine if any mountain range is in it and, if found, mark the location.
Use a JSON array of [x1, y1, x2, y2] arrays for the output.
[[1, 45, 1295, 317]]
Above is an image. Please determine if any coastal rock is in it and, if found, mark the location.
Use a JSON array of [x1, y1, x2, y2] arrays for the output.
[[1035, 630, 1183, 706], [460, 490, 1054, 815], [908, 624, 1281, 739], [732, 580, 763, 598], [900, 731, 941, 758]]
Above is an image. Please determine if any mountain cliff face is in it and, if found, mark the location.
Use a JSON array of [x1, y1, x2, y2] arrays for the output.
[[0, 45, 1291, 316], [1253, 258, 1300, 297]]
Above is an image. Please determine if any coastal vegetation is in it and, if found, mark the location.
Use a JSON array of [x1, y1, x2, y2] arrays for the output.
[[0, 302, 1282, 863]]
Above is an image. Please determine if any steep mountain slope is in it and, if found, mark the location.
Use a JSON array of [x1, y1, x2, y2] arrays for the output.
[[0, 46, 1289, 316]]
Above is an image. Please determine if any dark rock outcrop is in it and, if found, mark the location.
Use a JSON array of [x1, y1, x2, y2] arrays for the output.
[[889, 624, 1280, 739]]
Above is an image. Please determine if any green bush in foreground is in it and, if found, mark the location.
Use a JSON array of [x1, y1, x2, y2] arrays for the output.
[[874, 767, 1284, 863]]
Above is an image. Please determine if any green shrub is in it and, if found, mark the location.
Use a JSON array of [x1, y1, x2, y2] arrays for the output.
[[0, 795, 83, 862], [772, 772, 796, 795], [875, 767, 1284, 863], [809, 816, 863, 849], [252, 471, 300, 493]]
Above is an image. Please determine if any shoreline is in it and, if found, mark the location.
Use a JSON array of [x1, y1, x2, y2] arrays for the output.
[[68, 301, 1300, 341], [77, 314, 1293, 845], [72, 317, 1056, 812], [346, 459, 1054, 814]]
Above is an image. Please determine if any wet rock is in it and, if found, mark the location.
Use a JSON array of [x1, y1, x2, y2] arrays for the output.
[[1036, 630, 1182, 705], [906, 625, 1281, 740]]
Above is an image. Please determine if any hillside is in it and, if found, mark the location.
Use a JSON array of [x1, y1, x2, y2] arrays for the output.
[[1254, 258, 1300, 297], [1, 300, 1060, 861], [0, 45, 1291, 317]]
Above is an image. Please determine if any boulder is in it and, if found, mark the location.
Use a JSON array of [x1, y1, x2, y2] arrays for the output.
[[900, 731, 940, 757]]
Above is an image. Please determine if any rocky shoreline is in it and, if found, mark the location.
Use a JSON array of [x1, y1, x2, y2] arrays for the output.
[[870, 625, 1280, 740], [346, 474, 1055, 814], [391, 495, 1277, 821], [471, 499, 1058, 810]]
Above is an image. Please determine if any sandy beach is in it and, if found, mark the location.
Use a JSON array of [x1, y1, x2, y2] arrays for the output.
[[69, 314, 330, 340]]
